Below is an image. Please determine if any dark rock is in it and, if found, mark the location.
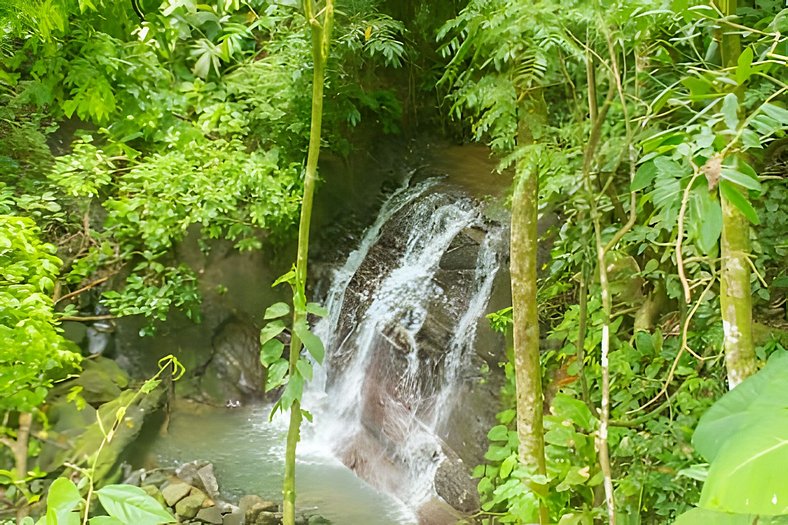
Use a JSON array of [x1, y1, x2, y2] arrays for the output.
[[201, 319, 266, 402], [162, 481, 191, 507], [434, 454, 479, 513], [307, 516, 332, 525]]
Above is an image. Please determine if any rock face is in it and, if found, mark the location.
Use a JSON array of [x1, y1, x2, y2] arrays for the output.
[[316, 180, 507, 523]]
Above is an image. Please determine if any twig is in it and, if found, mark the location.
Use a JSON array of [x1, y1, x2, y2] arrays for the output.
[[627, 277, 715, 414], [676, 168, 703, 304], [59, 315, 115, 322], [54, 277, 110, 305]]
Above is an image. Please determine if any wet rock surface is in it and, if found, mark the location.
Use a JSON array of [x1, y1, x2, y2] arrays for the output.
[[319, 181, 506, 523]]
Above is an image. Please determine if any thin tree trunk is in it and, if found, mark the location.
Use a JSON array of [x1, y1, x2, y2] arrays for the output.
[[282, 3, 334, 524], [716, 0, 757, 389], [15, 412, 32, 522], [511, 100, 548, 524]]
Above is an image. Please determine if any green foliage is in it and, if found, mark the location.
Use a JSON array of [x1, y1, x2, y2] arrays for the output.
[[686, 350, 788, 517], [261, 267, 326, 415], [0, 215, 81, 413]]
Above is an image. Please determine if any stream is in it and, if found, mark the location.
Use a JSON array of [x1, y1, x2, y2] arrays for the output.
[[148, 402, 416, 524]]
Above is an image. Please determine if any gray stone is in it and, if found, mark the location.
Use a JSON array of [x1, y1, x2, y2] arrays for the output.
[[162, 481, 191, 507], [141, 469, 171, 487], [196, 464, 220, 500], [176, 460, 211, 487], [195, 506, 223, 524], [222, 509, 243, 525], [434, 454, 479, 513], [175, 494, 206, 519], [307, 516, 332, 525], [122, 468, 145, 486]]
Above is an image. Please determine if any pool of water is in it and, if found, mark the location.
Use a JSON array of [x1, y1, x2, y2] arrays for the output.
[[144, 403, 416, 525]]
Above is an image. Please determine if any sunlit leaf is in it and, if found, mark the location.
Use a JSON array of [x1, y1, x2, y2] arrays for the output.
[[264, 302, 290, 319], [721, 93, 739, 131], [260, 339, 284, 367], [293, 320, 324, 364], [95, 485, 174, 524], [719, 180, 759, 225], [259, 320, 286, 345]]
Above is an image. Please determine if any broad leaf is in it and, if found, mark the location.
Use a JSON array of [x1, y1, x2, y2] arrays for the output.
[[721, 93, 739, 131], [700, 417, 788, 515], [265, 359, 289, 392], [95, 484, 174, 524], [296, 358, 313, 381], [674, 508, 788, 525], [305, 302, 328, 317], [693, 351, 788, 462], [631, 160, 657, 191], [264, 302, 290, 319], [719, 180, 759, 225], [689, 187, 722, 253], [259, 320, 286, 345], [46, 478, 82, 525], [294, 320, 325, 364], [280, 372, 304, 409], [551, 393, 595, 431], [260, 339, 285, 367], [89, 518, 124, 525], [720, 165, 761, 192], [735, 47, 753, 84]]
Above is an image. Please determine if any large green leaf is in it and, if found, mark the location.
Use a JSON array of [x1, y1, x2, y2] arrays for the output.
[[294, 319, 325, 364], [719, 180, 760, 225], [674, 508, 788, 525], [89, 518, 124, 525], [46, 478, 82, 525], [689, 186, 722, 253], [259, 320, 286, 345], [95, 485, 174, 525], [700, 417, 788, 515], [263, 302, 290, 319], [693, 351, 788, 462], [631, 160, 657, 191]]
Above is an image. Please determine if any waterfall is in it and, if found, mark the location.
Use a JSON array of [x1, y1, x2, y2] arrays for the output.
[[302, 175, 505, 521]]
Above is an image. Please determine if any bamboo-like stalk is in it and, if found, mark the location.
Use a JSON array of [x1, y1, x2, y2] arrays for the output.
[[282, 2, 334, 524], [715, 0, 757, 389], [511, 96, 548, 524]]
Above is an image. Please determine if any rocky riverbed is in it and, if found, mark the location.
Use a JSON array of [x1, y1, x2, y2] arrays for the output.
[[122, 460, 331, 525]]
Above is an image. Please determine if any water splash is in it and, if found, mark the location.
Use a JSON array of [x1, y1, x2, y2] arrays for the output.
[[302, 177, 504, 517]]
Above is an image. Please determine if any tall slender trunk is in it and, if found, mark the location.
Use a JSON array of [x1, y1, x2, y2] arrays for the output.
[[716, 0, 757, 389], [282, 3, 334, 524], [14, 412, 31, 522], [511, 98, 548, 524]]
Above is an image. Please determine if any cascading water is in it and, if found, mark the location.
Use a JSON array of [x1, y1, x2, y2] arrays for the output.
[[302, 174, 506, 523]]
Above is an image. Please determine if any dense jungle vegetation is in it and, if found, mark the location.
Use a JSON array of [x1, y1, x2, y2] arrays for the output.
[[0, 0, 787, 524]]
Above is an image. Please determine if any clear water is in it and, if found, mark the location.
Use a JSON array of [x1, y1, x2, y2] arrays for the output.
[[148, 403, 417, 525]]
